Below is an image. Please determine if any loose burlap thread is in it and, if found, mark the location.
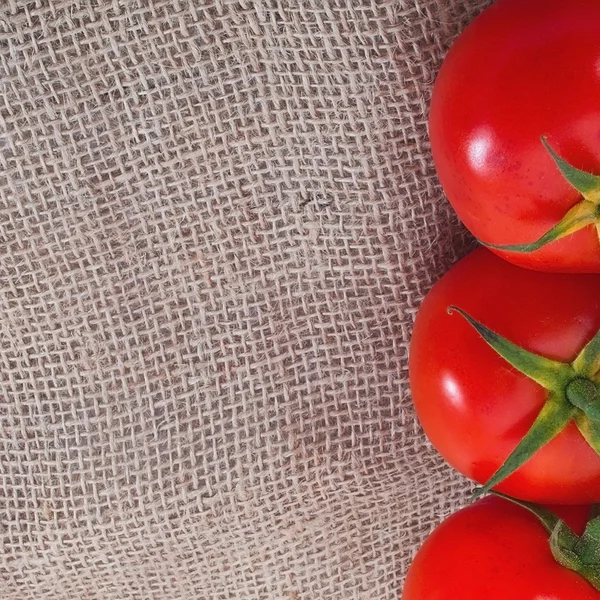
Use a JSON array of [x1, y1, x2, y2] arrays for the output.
[[0, 1, 490, 598]]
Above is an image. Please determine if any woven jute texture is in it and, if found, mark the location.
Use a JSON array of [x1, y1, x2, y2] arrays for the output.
[[0, 1, 490, 598]]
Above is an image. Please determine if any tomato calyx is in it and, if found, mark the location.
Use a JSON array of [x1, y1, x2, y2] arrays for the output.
[[447, 306, 600, 497], [480, 137, 600, 254], [567, 377, 600, 420], [493, 492, 600, 590]]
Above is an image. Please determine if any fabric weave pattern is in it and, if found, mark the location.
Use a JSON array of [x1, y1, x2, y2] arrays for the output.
[[0, 1, 489, 598]]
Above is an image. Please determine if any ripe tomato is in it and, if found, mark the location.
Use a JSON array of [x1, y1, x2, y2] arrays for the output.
[[409, 248, 600, 503], [402, 496, 598, 599], [429, 0, 600, 272]]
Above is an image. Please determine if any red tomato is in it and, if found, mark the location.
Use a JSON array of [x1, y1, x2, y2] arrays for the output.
[[409, 248, 600, 503], [429, 0, 600, 272], [402, 496, 598, 599]]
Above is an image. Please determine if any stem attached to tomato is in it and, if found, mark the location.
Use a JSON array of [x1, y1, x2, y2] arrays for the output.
[[447, 306, 600, 498], [479, 137, 600, 253], [493, 492, 600, 591], [567, 377, 600, 419]]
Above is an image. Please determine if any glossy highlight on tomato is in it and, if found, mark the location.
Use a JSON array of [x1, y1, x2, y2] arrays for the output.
[[429, 0, 600, 272], [409, 248, 600, 503], [402, 496, 599, 599]]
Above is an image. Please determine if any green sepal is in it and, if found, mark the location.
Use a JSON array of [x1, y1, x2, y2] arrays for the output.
[[490, 491, 559, 533], [552, 518, 600, 590], [574, 518, 600, 568], [477, 137, 600, 254], [550, 520, 584, 572], [572, 330, 600, 379], [449, 308, 600, 501], [574, 410, 600, 454], [472, 392, 576, 499], [448, 307, 573, 391], [450, 307, 580, 496], [479, 200, 597, 254], [491, 492, 600, 591], [542, 137, 600, 203]]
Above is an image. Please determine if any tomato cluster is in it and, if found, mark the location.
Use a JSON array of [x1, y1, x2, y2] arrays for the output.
[[404, 0, 600, 597]]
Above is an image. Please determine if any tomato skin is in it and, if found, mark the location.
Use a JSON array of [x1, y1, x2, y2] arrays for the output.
[[402, 496, 598, 600], [409, 248, 600, 503], [429, 0, 600, 272]]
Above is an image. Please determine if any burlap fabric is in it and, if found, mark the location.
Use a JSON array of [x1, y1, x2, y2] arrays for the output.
[[0, 1, 491, 598]]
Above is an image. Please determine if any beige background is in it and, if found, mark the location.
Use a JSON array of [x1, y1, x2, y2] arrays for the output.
[[0, 1, 490, 598]]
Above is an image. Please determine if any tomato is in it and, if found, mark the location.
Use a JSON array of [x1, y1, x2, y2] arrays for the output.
[[409, 247, 600, 503], [402, 496, 598, 599], [429, 0, 600, 272]]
